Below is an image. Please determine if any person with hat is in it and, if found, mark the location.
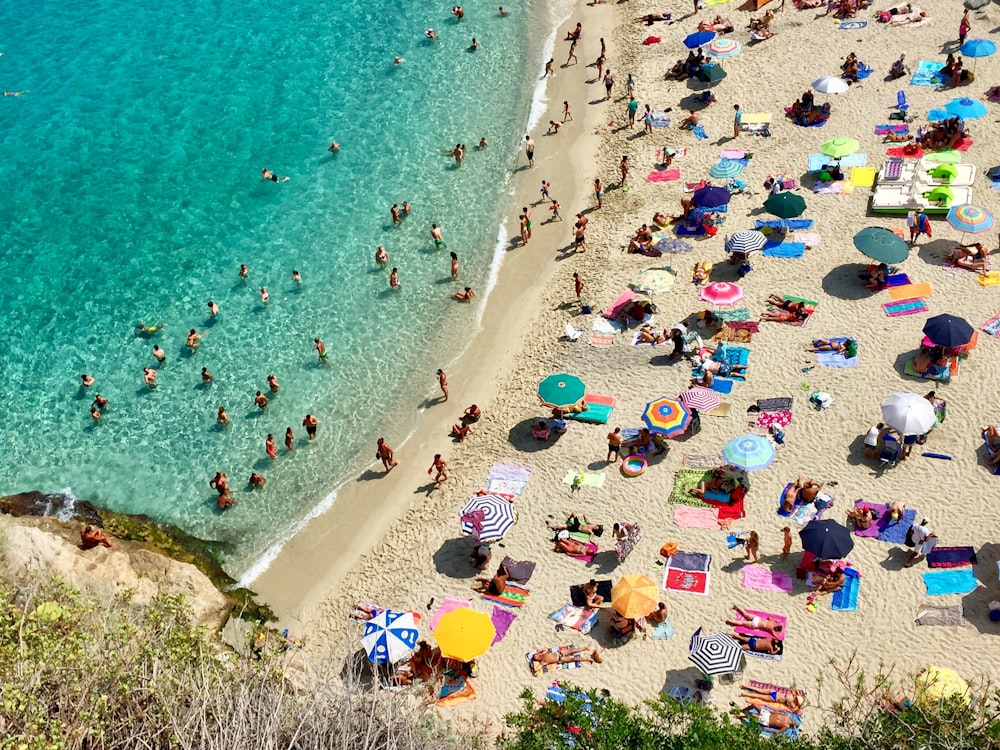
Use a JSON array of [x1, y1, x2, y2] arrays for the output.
[[904, 518, 937, 567]]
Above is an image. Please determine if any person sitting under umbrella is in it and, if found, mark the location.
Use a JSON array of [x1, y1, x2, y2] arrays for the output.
[[808, 566, 845, 597], [864, 263, 889, 291], [911, 345, 949, 378], [732, 632, 783, 655], [945, 242, 991, 272], [664, 59, 687, 81], [689, 469, 739, 500], [639, 324, 665, 344]]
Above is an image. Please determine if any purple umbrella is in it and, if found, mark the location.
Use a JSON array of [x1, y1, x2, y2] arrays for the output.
[[692, 185, 731, 208]]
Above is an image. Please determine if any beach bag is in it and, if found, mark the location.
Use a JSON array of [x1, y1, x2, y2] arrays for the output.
[[904, 525, 916, 548], [660, 541, 678, 558]]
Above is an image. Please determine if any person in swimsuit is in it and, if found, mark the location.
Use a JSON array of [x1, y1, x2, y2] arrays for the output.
[[430, 223, 444, 248], [548, 513, 604, 539], [376, 438, 398, 472], [727, 605, 784, 636], [267, 374, 280, 393], [302, 414, 318, 439], [522, 206, 532, 240], [249, 472, 267, 488], [603, 69, 614, 100], [207, 300, 220, 317], [594, 178, 603, 208], [437, 369, 448, 401], [375, 246, 389, 267], [524, 135, 535, 168], [428, 454, 448, 485], [733, 632, 783, 655], [450, 251, 459, 280], [217, 405, 230, 425], [314, 338, 328, 364], [254, 391, 268, 410], [454, 286, 475, 302], [265, 434, 277, 460], [284, 427, 295, 451], [201, 367, 213, 383], [143, 367, 157, 388], [93, 394, 108, 411], [740, 684, 804, 710], [80, 524, 113, 549], [530, 647, 602, 665], [606, 427, 623, 462], [736, 705, 799, 732], [389, 267, 400, 288], [582, 578, 604, 607]]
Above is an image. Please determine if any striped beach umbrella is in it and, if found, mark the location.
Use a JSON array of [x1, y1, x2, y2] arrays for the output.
[[360, 609, 419, 665], [679, 386, 720, 413], [537, 373, 586, 410], [723, 434, 775, 471], [947, 204, 994, 234], [642, 397, 691, 438], [689, 630, 745, 676], [460, 493, 515, 542], [611, 574, 660, 619], [709, 159, 745, 179], [707, 38, 741, 58], [699, 281, 744, 306], [725, 229, 767, 255]]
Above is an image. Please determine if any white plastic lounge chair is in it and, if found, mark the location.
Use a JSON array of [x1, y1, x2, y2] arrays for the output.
[[564, 323, 584, 342]]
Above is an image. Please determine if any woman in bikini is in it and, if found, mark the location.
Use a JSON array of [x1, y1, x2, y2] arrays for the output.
[[530, 646, 602, 665], [740, 684, 804, 710], [726, 605, 784, 637]]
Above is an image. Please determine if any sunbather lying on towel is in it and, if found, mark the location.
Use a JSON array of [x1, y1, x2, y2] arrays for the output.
[[694, 355, 746, 378], [846, 504, 876, 530], [634, 11, 671, 24], [473, 564, 510, 595], [736, 704, 800, 731], [732, 632, 783, 655], [692, 261, 712, 285], [698, 15, 733, 33], [807, 338, 856, 356], [351, 603, 381, 621], [530, 646, 603, 665], [740, 684, 804, 709], [548, 513, 605, 539], [727, 605, 784, 636], [765, 295, 809, 313], [946, 242, 990, 272], [639, 324, 666, 344], [554, 535, 593, 555], [689, 469, 739, 500], [782, 476, 824, 511]]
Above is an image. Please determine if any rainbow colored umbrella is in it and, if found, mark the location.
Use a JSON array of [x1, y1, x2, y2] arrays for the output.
[[699, 281, 744, 306], [947, 204, 994, 234], [642, 396, 691, 438], [707, 38, 741, 58]]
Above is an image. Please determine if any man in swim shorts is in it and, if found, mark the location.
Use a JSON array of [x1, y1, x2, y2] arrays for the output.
[[430, 223, 444, 249], [303, 414, 318, 439], [524, 135, 535, 168], [314, 338, 329, 364], [530, 647, 603, 665], [376, 438, 398, 472]]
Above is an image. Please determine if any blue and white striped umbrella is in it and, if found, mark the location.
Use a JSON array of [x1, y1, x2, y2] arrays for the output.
[[360, 609, 420, 664], [460, 493, 516, 542], [722, 434, 775, 471], [725, 229, 767, 255]]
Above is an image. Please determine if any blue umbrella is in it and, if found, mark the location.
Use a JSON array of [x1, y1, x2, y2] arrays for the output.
[[360, 609, 420, 664], [960, 38, 996, 58], [684, 31, 716, 49], [944, 97, 987, 120], [692, 185, 731, 208], [722, 434, 775, 471], [709, 159, 745, 179]]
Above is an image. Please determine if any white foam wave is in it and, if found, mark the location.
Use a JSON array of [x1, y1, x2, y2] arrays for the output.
[[475, 220, 510, 330], [525, 0, 577, 134]]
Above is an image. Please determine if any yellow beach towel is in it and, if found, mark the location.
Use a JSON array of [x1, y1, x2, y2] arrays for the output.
[[850, 167, 877, 187], [890, 282, 933, 300], [977, 271, 1000, 287]]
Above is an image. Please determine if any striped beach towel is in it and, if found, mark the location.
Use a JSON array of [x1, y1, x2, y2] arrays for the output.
[[482, 581, 531, 608], [883, 298, 927, 317]]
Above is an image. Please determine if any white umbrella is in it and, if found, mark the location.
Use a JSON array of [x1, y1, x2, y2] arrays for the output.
[[811, 76, 849, 95], [881, 392, 936, 436]]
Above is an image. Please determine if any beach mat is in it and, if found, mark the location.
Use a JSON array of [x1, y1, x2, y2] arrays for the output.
[[646, 169, 681, 182], [815, 338, 859, 368], [563, 531, 598, 563], [830, 568, 860, 611], [673, 505, 720, 528], [910, 60, 944, 87], [704, 402, 732, 417], [883, 298, 927, 317], [981, 311, 1000, 338], [762, 242, 806, 258], [876, 508, 917, 543], [525, 644, 587, 676], [710, 378, 735, 394], [926, 546, 977, 569], [548, 604, 598, 634], [651, 617, 676, 640], [889, 283, 932, 300], [886, 273, 910, 287], [562, 470, 606, 488], [757, 410, 791, 430], [922, 569, 978, 596], [482, 581, 531, 608], [839, 20, 866, 29], [758, 396, 794, 412], [500, 556, 536, 584], [667, 469, 712, 506], [590, 332, 615, 347], [491, 606, 517, 644], [569, 580, 613, 608], [429, 597, 472, 631], [850, 167, 877, 187], [663, 551, 711, 595], [851, 501, 885, 537], [438, 674, 476, 706], [914, 604, 966, 627], [741, 565, 793, 594]]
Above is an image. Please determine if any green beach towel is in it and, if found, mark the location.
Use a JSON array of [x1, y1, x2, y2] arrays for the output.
[[667, 469, 712, 506]]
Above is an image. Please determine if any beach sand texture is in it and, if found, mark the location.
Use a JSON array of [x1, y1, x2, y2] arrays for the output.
[[259, 0, 1000, 735]]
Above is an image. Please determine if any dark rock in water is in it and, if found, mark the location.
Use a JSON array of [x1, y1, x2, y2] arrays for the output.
[[0, 491, 103, 525]]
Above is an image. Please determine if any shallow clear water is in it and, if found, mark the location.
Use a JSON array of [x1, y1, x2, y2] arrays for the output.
[[0, 0, 546, 571]]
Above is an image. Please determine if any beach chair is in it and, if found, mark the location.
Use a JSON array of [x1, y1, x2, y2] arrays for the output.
[[564, 323, 583, 342], [896, 91, 909, 113], [879, 434, 901, 466]]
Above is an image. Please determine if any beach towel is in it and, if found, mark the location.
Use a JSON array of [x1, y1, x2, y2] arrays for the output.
[[646, 169, 681, 182], [851, 501, 885, 537], [486, 478, 527, 496], [651, 617, 676, 640], [981, 311, 1000, 338], [497, 558, 535, 585], [602, 290, 638, 320], [850, 167, 877, 187], [691, 125, 708, 140], [830, 568, 860, 611], [977, 271, 1000, 287], [886, 273, 910, 287], [839, 20, 866, 29], [711, 326, 753, 344], [757, 396, 794, 412], [741, 565, 794, 594], [904, 360, 950, 381], [704, 403, 731, 417], [684, 180, 709, 193], [667, 468, 712, 506], [792, 231, 821, 247], [734, 610, 787, 661], [662, 551, 711, 595], [710, 378, 734, 394], [889, 283, 932, 300], [914, 604, 966, 627], [429, 598, 472, 630], [815, 338, 859, 368], [570, 580, 613, 608], [673, 505, 720, 528], [548, 604, 598, 634], [589, 332, 614, 347], [562, 531, 598, 563], [755, 218, 814, 231], [716, 307, 750, 322], [525, 644, 588, 676], [491, 606, 517, 644], [876, 508, 917, 543], [676, 224, 707, 236], [482, 581, 531, 608], [813, 181, 853, 195], [882, 298, 928, 317], [922, 569, 978, 596], [570, 403, 613, 424], [701, 494, 744, 526], [839, 153, 868, 168], [875, 124, 909, 135], [757, 410, 792, 430], [762, 242, 806, 258], [438, 674, 477, 706], [792, 502, 818, 527], [885, 145, 925, 159], [720, 149, 751, 159], [910, 60, 944, 87], [683, 453, 724, 468], [562, 470, 606, 488], [489, 463, 533, 483], [649, 113, 671, 128], [926, 546, 977, 569]]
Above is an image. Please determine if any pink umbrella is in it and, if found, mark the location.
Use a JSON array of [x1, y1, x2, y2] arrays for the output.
[[679, 386, 720, 413], [698, 281, 744, 306]]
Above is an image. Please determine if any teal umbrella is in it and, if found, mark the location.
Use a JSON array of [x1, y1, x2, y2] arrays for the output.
[[852, 227, 909, 264], [763, 192, 806, 219], [538, 373, 586, 410]]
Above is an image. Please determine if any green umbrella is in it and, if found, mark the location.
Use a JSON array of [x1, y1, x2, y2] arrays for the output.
[[852, 227, 909, 264], [763, 192, 806, 219], [821, 137, 859, 159], [537, 373, 586, 410]]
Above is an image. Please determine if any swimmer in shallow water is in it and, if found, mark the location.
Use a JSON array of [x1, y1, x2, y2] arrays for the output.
[[454, 286, 475, 302], [394, 56, 405, 65], [375, 245, 389, 266], [328, 141, 340, 152], [260, 168, 289, 183], [389, 267, 400, 289]]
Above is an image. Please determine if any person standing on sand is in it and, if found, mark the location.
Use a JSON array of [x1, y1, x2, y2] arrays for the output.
[[519, 213, 529, 245], [619, 155, 629, 187], [574, 222, 587, 253], [595, 54, 606, 81], [959, 9, 971, 44], [594, 177, 603, 209], [523, 205, 532, 240], [303, 414, 318, 439], [573, 272, 584, 301], [428, 454, 448, 486], [524, 135, 535, 168], [733, 103, 742, 139], [563, 101, 573, 121], [437, 369, 449, 401], [567, 40, 578, 66], [627, 96, 638, 127], [607, 427, 622, 462], [377, 438, 398, 472], [603, 69, 614, 100]]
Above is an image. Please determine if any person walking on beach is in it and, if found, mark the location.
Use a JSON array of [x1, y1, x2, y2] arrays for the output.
[[627, 96, 638, 127], [377, 438, 398, 472], [600, 37, 606, 57], [733, 103, 742, 139], [594, 178, 603, 209], [959, 9, 971, 44], [522, 205, 532, 240], [603, 69, 614, 101], [314, 338, 329, 365], [450, 251, 459, 280], [518, 213, 530, 245], [566, 40, 578, 66], [540, 180, 551, 201], [303, 414, 318, 439], [619, 155, 629, 187], [437, 369, 449, 401], [544, 59, 554, 77], [595, 54, 606, 81], [573, 272, 584, 301], [524, 135, 535, 168], [643, 105, 654, 134], [625, 72, 634, 98], [285, 427, 295, 451], [428, 454, 448, 486], [563, 101, 573, 121], [574, 222, 587, 253], [431, 223, 445, 249], [265, 434, 277, 460], [550, 199, 561, 221]]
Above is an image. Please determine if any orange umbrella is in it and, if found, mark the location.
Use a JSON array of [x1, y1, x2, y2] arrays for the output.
[[433, 608, 496, 662], [611, 574, 659, 619]]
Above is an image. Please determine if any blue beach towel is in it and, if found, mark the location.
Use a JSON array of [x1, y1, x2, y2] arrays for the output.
[[910, 60, 944, 87], [762, 242, 806, 258], [710, 378, 734, 394], [815, 337, 859, 368], [876, 509, 917, 543], [676, 224, 707, 236], [831, 568, 859, 611], [840, 153, 868, 168], [839, 20, 866, 30], [692, 125, 708, 140], [755, 219, 814, 231], [922, 569, 978, 596]]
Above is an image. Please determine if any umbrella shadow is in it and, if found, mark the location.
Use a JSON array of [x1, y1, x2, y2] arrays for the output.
[[433, 537, 478, 579], [964, 541, 1000, 634], [661, 665, 705, 695], [891, 349, 920, 378], [508, 417, 564, 452], [915, 238, 958, 266], [821, 263, 874, 301]]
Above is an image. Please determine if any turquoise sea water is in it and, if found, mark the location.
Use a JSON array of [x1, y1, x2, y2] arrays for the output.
[[0, 0, 555, 573]]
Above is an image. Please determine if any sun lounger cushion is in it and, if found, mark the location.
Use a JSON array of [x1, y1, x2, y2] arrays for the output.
[[568, 403, 612, 424]]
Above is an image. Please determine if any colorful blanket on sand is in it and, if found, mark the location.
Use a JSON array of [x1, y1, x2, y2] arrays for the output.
[[491, 606, 517, 644], [926, 546, 977, 569], [482, 581, 531, 608], [667, 469, 712, 506], [525, 645, 588, 676], [548, 604, 598, 634], [741, 565, 793, 594], [662, 551, 711, 595]]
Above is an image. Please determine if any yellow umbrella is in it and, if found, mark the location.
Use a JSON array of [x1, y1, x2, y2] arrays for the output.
[[914, 667, 971, 706], [433, 608, 496, 662], [611, 574, 660, 619]]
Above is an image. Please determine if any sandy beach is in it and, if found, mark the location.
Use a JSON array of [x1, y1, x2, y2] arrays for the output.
[[255, 0, 1000, 735]]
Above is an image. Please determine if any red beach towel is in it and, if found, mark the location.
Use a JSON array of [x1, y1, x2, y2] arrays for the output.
[[886, 146, 924, 158], [643, 36, 662, 45], [646, 169, 681, 182]]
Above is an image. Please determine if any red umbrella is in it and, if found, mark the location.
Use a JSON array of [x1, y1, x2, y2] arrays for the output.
[[699, 281, 744, 306]]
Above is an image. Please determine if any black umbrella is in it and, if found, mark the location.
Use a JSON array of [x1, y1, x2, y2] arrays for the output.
[[922, 313, 974, 349], [799, 519, 854, 560]]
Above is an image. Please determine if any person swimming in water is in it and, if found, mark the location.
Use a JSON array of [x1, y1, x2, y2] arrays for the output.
[[454, 287, 475, 302], [260, 168, 289, 182], [375, 246, 389, 266], [314, 338, 329, 365]]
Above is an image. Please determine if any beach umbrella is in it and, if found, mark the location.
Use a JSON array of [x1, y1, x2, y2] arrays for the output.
[[460, 493, 515, 543], [947, 204, 994, 235], [611, 574, 660, 619], [811, 75, 850, 95], [433, 608, 495, 662], [360, 609, 420, 665], [821, 137, 859, 159], [707, 38, 741, 58], [799, 519, 854, 560], [633, 268, 676, 294], [688, 630, 745, 676], [725, 229, 767, 255], [537, 373, 586, 410], [722, 434, 775, 471], [852, 227, 910, 264], [922, 313, 975, 349], [684, 31, 716, 49], [881, 392, 936, 436], [709, 159, 744, 179], [642, 396, 691, 438], [699, 281, 744, 306], [651, 234, 692, 254], [914, 667, 972, 706], [692, 185, 731, 208], [763, 192, 806, 219], [965, 0, 988, 9], [679, 386, 720, 413], [697, 64, 727, 84], [960, 38, 996, 72], [944, 97, 987, 120]]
